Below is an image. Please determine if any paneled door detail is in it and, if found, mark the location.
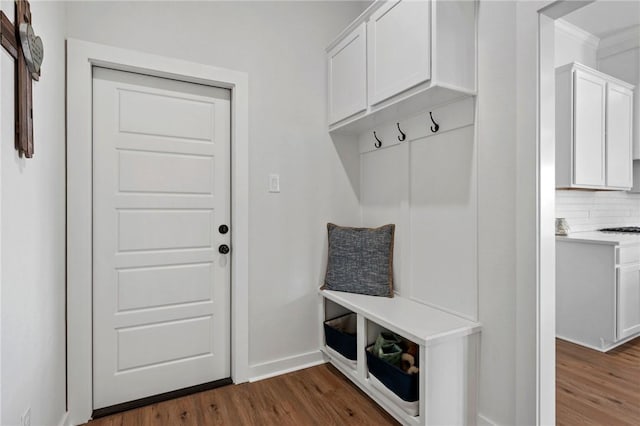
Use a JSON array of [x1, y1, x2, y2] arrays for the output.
[[606, 83, 633, 189], [617, 265, 640, 340], [367, 0, 431, 105], [327, 22, 367, 124], [92, 67, 231, 409], [573, 69, 606, 187]]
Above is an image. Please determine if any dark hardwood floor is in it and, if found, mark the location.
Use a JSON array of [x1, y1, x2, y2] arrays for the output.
[[85, 363, 398, 425], [82, 338, 640, 425], [557, 337, 640, 426]]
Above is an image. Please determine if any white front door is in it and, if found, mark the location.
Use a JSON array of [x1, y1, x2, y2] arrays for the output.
[[92, 67, 231, 409]]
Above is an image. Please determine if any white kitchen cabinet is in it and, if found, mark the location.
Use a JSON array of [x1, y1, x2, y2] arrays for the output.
[[617, 264, 640, 340], [557, 235, 640, 351], [606, 82, 634, 189], [367, 0, 431, 105], [327, 23, 367, 125], [573, 69, 606, 187], [556, 62, 634, 190], [599, 45, 640, 160], [326, 0, 477, 134]]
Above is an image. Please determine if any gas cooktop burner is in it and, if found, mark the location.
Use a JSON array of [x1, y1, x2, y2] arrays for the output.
[[599, 226, 640, 233]]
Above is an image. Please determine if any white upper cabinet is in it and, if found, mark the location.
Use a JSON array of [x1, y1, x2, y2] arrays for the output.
[[327, 23, 367, 125], [606, 82, 634, 189], [556, 63, 634, 190], [326, 0, 477, 134], [367, 0, 431, 105], [573, 69, 606, 187], [598, 43, 640, 161]]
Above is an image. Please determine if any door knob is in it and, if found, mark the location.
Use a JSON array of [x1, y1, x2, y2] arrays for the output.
[[218, 244, 230, 254]]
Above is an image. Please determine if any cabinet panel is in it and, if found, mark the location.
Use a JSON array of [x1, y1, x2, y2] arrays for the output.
[[617, 264, 640, 340], [606, 83, 633, 189], [598, 48, 640, 160], [618, 245, 640, 266], [368, 0, 431, 105], [361, 145, 408, 295], [409, 126, 477, 320], [556, 241, 617, 351], [573, 70, 606, 187], [328, 23, 367, 125]]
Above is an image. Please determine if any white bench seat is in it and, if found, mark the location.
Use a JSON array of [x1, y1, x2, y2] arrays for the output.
[[320, 289, 481, 426]]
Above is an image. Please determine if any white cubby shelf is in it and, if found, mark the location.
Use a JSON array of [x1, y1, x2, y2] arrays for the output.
[[320, 289, 481, 426]]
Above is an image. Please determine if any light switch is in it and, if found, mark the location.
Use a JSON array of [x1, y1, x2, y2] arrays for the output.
[[268, 173, 280, 193]]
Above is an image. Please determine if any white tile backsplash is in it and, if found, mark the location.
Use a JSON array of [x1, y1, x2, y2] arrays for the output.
[[556, 190, 640, 232]]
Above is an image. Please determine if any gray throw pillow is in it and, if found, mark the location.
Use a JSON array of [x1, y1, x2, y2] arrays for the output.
[[323, 223, 395, 297]]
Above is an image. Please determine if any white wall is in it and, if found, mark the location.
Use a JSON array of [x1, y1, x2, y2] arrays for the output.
[[472, 1, 557, 424], [476, 2, 521, 424], [65, 0, 367, 377], [1, 1, 67, 425], [518, 2, 557, 425], [599, 45, 639, 86]]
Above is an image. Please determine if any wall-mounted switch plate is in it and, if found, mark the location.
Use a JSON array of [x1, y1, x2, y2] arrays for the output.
[[268, 173, 280, 193]]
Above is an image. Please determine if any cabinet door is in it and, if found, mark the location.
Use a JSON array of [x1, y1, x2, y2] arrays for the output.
[[327, 23, 367, 125], [368, 0, 431, 105], [573, 69, 606, 187], [606, 83, 633, 189], [617, 264, 640, 340]]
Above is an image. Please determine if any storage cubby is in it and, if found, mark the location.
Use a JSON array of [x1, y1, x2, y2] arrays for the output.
[[320, 289, 481, 426], [322, 299, 358, 372], [365, 320, 420, 417], [324, 313, 357, 368]]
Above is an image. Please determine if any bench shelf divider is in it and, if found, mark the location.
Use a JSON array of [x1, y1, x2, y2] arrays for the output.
[[320, 289, 481, 426]]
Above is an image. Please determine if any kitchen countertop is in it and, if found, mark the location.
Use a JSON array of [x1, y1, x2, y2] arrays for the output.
[[557, 231, 640, 246]]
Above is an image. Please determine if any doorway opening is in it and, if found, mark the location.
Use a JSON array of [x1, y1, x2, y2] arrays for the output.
[[66, 39, 249, 426], [539, 1, 640, 424]]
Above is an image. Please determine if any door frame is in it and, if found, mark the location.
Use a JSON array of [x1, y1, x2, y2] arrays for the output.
[[66, 38, 249, 425], [536, 1, 596, 424]]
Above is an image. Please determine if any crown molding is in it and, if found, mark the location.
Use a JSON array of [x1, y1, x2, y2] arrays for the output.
[[598, 25, 640, 59], [555, 19, 600, 50]]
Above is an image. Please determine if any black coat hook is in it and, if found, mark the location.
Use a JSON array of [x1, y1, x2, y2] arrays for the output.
[[429, 112, 440, 133], [397, 123, 406, 142], [373, 131, 382, 148]]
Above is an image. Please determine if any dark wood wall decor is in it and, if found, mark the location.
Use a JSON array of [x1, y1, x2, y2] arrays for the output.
[[0, 0, 44, 158]]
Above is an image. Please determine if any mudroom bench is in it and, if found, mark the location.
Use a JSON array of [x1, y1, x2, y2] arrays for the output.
[[320, 289, 481, 426]]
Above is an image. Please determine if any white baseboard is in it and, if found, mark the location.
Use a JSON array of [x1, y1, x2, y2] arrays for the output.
[[249, 350, 326, 382], [478, 413, 498, 426], [58, 411, 72, 426], [556, 334, 638, 353]]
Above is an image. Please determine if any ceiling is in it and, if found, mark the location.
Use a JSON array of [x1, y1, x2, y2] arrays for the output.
[[563, 0, 640, 38]]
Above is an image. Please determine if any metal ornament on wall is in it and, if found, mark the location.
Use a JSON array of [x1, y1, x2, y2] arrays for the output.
[[19, 22, 43, 80]]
